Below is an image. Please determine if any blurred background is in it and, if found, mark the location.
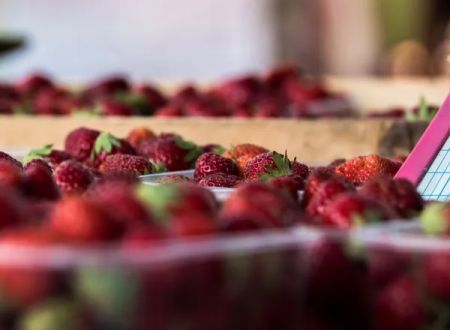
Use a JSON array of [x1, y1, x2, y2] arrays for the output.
[[0, 0, 449, 82]]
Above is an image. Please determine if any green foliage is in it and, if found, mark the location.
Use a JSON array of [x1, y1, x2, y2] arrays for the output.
[[22, 144, 53, 165]]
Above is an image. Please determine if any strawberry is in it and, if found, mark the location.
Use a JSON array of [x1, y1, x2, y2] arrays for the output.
[[306, 178, 355, 221], [291, 161, 310, 179], [267, 175, 304, 200], [0, 186, 27, 228], [263, 64, 299, 91], [423, 251, 450, 300], [126, 127, 157, 149], [420, 202, 450, 236], [303, 167, 344, 206], [99, 100, 135, 116], [221, 182, 299, 228], [54, 160, 94, 195], [359, 177, 423, 218], [213, 75, 261, 107], [49, 196, 124, 243], [155, 174, 192, 184], [321, 193, 394, 229], [0, 228, 60, 307], [15, 73, 53, 96], [99, 154, 153, 176], [218, 214, 264, 233], [64, 127, 100, 162], [243, 151, 292, 181], [374, 275, 425, 330], [0, 151, 23, 169], [194, 152, 240, 182], [32, 87, 76, 115], [23, 144, 73, 169], [223, 143, 268, 167], [171, 212, 217, 237], [198, 173, 241, 188], [136, 183, 218, 221], [171, 85, 199, 105], [84, 75, 129, 100], [201, 144, 225, 155], [139, 135, 202, 171], [0, 159, 24, 190], [23, 159, 60, 200], [335, 155, 401, 185], [154, 104, 183, 117], [135, 84, 167, 110], [88, 132, 136, 168]]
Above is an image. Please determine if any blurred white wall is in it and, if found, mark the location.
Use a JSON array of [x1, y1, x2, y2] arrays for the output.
[[0, 0, 277, 81]]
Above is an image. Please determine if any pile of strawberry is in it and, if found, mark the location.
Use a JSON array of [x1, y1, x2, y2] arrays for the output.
[[0, 65, 353, 118]]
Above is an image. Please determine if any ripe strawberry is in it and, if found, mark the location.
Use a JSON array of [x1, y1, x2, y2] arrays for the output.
[[126, 127, 157, 149], [0, 228, 61, 307], [335, 155, 401, 185], [171, 212, 217, 237], [291, 161, 310, 179], [374, 275, 425, 330], [0, 159, 23, 190], [122, 226, 169, 249], [64, 127, 100, 161], [139, 135, 202, 171], [23, 144, 73, 169], [32, 87, 76, 115], [15, 73, 53, 96], [223, 144, 268, 169], [194, 152, 240, 182], [135, 84, 168, 110], [263, 64, 299, 91], [420, 202, 450, 236], [198, 173, 241, 188], [54, 160, 94, 195], [221, 182, 299, 228], [155, 174, 192, 184], [0, 151, 23, 169], [0, 186, 27, 228], [99, 154, 153, 176], [171, 85, 199, 105], [423, 251, 450, 300], [154, 104, 183, 117], [99, 99, 136, 116], [306, 178, 355, 221], [214, 75, 261, 107], [243, 151, 292, 181], [321, 193, 394, 229], [84, 75, 129, 100], [218, 214, 264, 233], [201, 144, 225, 155], [88, 132, 136, 168], [359, 178, 423, 218], [23, 159, 60, 200], [267, 175, 304, 200], [303, 167, 345, 206], [49, 196, 124, 243]]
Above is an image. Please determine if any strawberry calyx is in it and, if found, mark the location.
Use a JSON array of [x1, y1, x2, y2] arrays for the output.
[[22, 144, 53, 165], [212, 146, 226, 155], [135, 185, 178, 225], [91, 132, 122, 160], [151, 162, 166, 173], [174, 137, 202, 164], [113, 91, 150, 115], [259, 151, 292, 181]]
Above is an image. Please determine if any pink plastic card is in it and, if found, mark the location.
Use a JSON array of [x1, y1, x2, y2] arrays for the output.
[[395, 94, 450, 201]]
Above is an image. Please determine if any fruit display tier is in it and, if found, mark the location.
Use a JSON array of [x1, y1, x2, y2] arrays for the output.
[[0, 116, 429, 163]]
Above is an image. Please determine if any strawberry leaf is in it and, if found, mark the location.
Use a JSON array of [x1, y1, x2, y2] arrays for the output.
[[113, 92, 151, 115], [22, 144, 53, 165], [152, 162, 166, 173], [184, 147, 202, 164], [212, 146, 226, 155], [260, 151, 291, 180], [175, 137, 197, 150], [92, 132, 122, 159]]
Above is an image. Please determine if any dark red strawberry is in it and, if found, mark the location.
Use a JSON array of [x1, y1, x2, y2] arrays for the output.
[[122, 226, 169, 249], [99, 154, 153, 176], [84, 75, 129, 100], [32, 87, 76, 115], [154, 104, 183, 117], [0, 186, 27, 228], [54, 160, 94, 195], [139, 135, 201, 171], [306, 178, 355, 221], [64, 127, 100, 161], [23, 159, 60, 200], [218, 214, 264, 233], [360, 178, 423, 218], [263, 64, 299, 91], [0, 151, 23, 169], [420, 202, 450, 236], [221, 182, 299, 228], [243, 151, 291, 181], [423, 251, 450, 300], [267, 175, 304, 200], [335, 155, 401, 185], [88, 132, 136, 168], [49, 196, 124, 243], [100, 100, 136, 116], [214, 75, 261, 107], [127, 127, 157, 149], [291, 161, 310, 179], [303, 167, 340, 206], [135, 84, 167, 110], [198, 173, 241, 188], [171, 212, 216, 237], [321, 193, 394, 229], [194, 152, 240, 182], [0, 159, 23, 190], [374, 275, 425, 330], [15, 73, 53, 96]]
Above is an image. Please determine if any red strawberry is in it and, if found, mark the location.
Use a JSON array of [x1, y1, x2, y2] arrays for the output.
[[139, 135, 201, 171], [263, 64, 299, 91], [306, 178, 355, 221], [267, 175, 304, 200], [0, 186, 27, 228], [99, 154, 153, 176], [221, 182, 299, 228], [154, 104, 183, 117], [198, 173, 241, 188], [126, 127, 157, 149], [303, 167, 341, 206], [84, 75, 129, 100], [335, 155, 401, 185], [122, 226, 169, 249], [88, 132, 136, 168], [32, 87, 76, 115], [0, 228, 61, 307], [321, 193, 394, 229], [214, 75, 261, 107], [135, 84, 167, 110], [194, 152, 240, 182], [171, 212, 216, 237], [218, 214, 264, 233], [374, 275, 425, 330], [64, 127, 100, 161], [23, 144, 73, 169], [423, 251, 450, 300], [16, 73, 53, 96], [420, 202, 450, 236], [23, 159, 60, 200], [223, 143, 268, 171], [0, 151, 23, 169], [100, 100, 136, 116], [360, 178, 423, 218], [171, 85, 199, 105], [49, 196, 124, 243], [243, 151, 292, 181], [291, 161, 310, 179], [0, 159, 23, 190], [54, 160, 94, 195]]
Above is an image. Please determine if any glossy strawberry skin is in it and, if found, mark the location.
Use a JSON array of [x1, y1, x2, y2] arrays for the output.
[[321, 193, 394, 229], [335, 155, 401, 185], [423, 252, 450, 300], [54, 160, 94, 195], [49, 196, 124, 243], [0, 187, 27, 229], [194, 153, 240, 182], [88, 133, 136, 169], [171, 212, 217, 238], [64, 127, 100, 162], [360, 178, 423, 218], [243, 152, 280, 181], [127, 127, 157, 149], [0, 159, 24, 190], [303, 167, 340, 206], [23, 159, 60, 200], [99, 154, 153, 176], [198, 173, 241, 188], [267, 175, 304, 200], [169, 184, 219, 218]]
